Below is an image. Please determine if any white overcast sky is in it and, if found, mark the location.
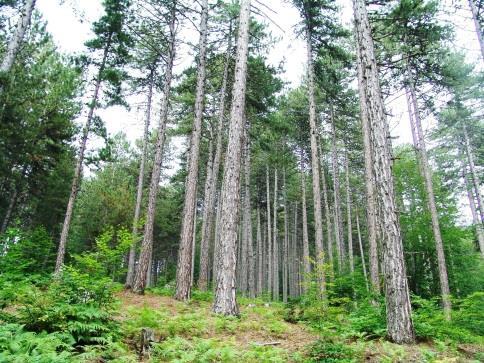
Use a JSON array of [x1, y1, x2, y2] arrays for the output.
[[35, 0, 481, 222]]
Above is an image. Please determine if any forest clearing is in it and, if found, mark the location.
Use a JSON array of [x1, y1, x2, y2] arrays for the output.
[[0, 0, 483, 361]]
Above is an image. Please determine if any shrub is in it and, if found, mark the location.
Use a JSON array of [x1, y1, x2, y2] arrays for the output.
[[307, 339, 358, 363]]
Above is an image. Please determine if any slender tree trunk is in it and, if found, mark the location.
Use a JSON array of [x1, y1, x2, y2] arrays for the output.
[[240, 129, 250, 294], [353, 0, 415, 343], [266, 166, 272, 296], [212, 191, 222, 286], [1, 187, 18, 234], [462, 122, 484, 223], [282, 169, 288, 303], [301, 164, 311, 284], [256, 206, 263, 295], [0, 0, 36, 75], [355, 31, 379, 293], [331, 111, 344, 272], [292, 202, 298, 297], [468, 0, 484, 60], [463, 167, 484, 256], [175, 0, 209, 300], [305, 29, 325, 293], [212, 0, 251, 315], [126, 70, 155, 289], [191, 204, 197, 287], [356, 210, 369, 291], [132, 9, 176, 294], [345, 150, 354, 274], [273, 169, 279, 300], [55, 34, 112, 275], [318, 143, 334, 276], [244, 134, 255, 298], [406, 80, 451, 320], [198, 32, 231, 291]]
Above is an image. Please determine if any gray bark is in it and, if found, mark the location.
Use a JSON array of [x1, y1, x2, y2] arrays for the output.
[[245, 137, 255, 298], [463, 167, 484, 256], [406, 81, 451, 320], [282, 169, 288, 303], [301, 162, 311, 284], [468, 0, 484, 60], [256, 206, 263, 295], [175, 0, 209, 301], [353, 0, 415, 343], [198, 31, 231, 291], [356, 210, 369, 291], [318, 142, 334, 276], [266, 166, 272, 295], [126, 70, 154, 289], [0, 0, 36, 74], [345, 150, 354, 274], [132, 8, 176, 294], [1, 187, 18, 234], [212, 0, 251, 316], [272, 168, 279, 300], [306, 29, 325, 293], [355, 31, 379, 293], [55, 33, 113, 275], [331, 111, 344, 272]]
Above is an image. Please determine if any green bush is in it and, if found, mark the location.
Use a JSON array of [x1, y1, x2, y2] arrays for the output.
[[307, 339, 358, 362], [348, 299, 386, 339]]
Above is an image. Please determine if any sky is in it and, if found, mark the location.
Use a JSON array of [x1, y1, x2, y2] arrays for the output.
[[34, 0, 481, 223]]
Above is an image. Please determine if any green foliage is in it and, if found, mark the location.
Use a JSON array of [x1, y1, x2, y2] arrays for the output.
[[0, 323, 74, 362], [73, 226, 132, 281], [348, 300, 387, 339], [0, 226, 55, 274], [307, 339, 358, 363]]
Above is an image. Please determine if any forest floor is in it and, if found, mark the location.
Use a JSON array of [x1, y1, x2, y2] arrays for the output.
[[114, 291, 483, 362]]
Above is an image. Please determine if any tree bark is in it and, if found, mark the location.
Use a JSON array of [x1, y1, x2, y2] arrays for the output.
[[318, 142, 334, 276], [463, 167, 484, 256], [345, 150, 354, 274], [462, 121, 483, 224], [1, 187, 18, 234], [266, 166, 272, 296], [356, 210, 369, 291], [406, 81, 451, 320], [292, 202, 299, 297], [212, 0, 251, 315], [331, 110, 344, 272], [355, 31, 379, 293], [305, 29, 326, 293], [256, 206, 263, 295], [282, 169, 288, 303], [198, 31, 231, 291], [300, 161, 311, 286], [353, 0, 415, 343], [175, 0, 209, 301], [126, 70, 155, 289], [468, 0, 484, 60], [132, 8, 176, 294], [272, 168, 279, 300], [245, 137, 255, 298], [55, 33, 112, 275], [0, 0, 36, 75]]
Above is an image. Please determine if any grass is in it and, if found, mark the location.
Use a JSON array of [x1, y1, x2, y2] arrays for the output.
[[114, 290, 484, 362]]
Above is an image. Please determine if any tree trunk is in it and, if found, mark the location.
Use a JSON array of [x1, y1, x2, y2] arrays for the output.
[[266, 166, 272, 296], [244, 134, 255, 298], [256, 206, 263, 295], [1, 187, 18, 234], [353, 0, 415, 343], [406, 81, 451, 320], [175, 0, 209, 301], [468, 0, 484, 60], [462, 121, 484, 223], [212, 190, 222, 286], [198, 31, 231, 291], [463, 167, 484, 256], [301, 162, 311, 285], [240, 129, 250, 294], [132, 8, 176, 294], [292, 202, 299, 297], [305, 30, 326, 293], [126, 70, 155, 289], [55, 34, 112, 275], [331, 111, 344, 272], [345, 150, 354, 274], [356, 210, 369, 291], [282, 169, 288, 303], [355, 31, 379, 294], [318, 142, 334, 276], [191, 204, 197, 287], [212, 0, 251, 316], [0, 0, 36, 75], [273, 168, 279, 300]]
